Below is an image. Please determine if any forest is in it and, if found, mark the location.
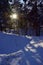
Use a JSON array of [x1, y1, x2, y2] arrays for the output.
[[0, 0, 43, 36]]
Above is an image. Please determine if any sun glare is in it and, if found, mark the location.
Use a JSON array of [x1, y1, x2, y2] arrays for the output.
[[10, 13, 18, 19]]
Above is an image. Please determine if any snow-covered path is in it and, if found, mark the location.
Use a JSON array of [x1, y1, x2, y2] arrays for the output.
[[0, 32, 43, 65]]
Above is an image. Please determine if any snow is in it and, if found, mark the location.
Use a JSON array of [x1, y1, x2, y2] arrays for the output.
[[0, 32, 43, 65]]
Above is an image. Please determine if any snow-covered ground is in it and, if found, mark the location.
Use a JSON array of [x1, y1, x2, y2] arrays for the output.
[[0, 32, 43, 65]]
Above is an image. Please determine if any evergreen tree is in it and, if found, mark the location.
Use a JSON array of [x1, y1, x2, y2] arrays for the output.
[[0, 0, 10, 31]]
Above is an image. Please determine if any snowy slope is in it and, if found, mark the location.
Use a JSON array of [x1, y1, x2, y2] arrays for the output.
[[0, 32, 43, 65]]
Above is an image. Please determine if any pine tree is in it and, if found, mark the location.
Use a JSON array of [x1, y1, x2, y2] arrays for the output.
[[0, 0, 10, 31]]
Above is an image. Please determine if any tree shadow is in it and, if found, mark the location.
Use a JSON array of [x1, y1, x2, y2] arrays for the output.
[[0, 32, 43, 65], [23, 36, 43, 65]]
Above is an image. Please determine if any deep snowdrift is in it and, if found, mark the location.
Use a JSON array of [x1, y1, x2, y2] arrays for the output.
[[0, 32, 43, 65]]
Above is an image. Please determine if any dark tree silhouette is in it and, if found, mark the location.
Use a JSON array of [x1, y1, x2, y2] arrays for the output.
[[23, 0, 27, 3], [28, 1, 40, 36], [0, 0, 10, 31]]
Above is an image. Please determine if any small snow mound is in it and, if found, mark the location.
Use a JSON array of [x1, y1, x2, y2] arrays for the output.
[[26, 35, 32, 39]]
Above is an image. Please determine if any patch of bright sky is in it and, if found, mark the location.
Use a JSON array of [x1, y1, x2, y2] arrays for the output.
[[9, 0, 24, 4], [19, 0, 24, 4]]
